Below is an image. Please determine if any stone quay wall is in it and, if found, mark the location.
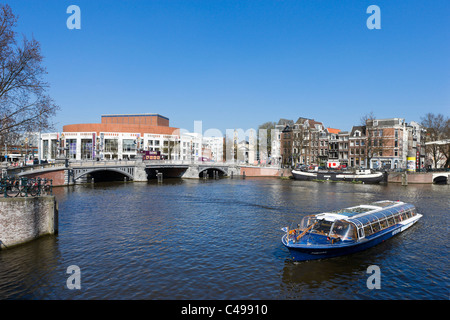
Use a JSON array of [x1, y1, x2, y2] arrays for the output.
[[0, 196, 58, 249], [239, 166, 292, 177], [388, 172, 433, 184]]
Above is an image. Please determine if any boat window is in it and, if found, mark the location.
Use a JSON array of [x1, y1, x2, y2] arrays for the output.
[[311, 219, 333, 235], [385, 208, 397, 218], [371, 222, 381, 233], [345, 203, 417, 235], [331, 221, 357, 240], [300, 215, 316, 229], [387, 216, 395, 226], [364, 225, 373, 236], [358, 228, 364, 239]]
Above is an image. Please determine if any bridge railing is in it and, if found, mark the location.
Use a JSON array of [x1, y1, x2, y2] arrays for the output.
[[142, 159, 251, 166], [8, 158, 283, 168], [5, 161, 66, 175], [69, 159, 138, 167]]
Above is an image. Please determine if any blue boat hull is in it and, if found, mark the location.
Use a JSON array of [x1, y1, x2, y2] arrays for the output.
[[283, 218, 420, 261]]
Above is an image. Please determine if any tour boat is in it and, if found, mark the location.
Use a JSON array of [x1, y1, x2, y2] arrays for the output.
[[281, 200, 422, 261], [291, 168, 385, 184]]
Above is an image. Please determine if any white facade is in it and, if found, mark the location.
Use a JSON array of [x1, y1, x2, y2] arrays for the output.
[[40, 131, 179, 161], [202, 136, 224, 162], [179, 133, 202, 161], [270, 128, 281, 165], [40, 130, 242, 163]]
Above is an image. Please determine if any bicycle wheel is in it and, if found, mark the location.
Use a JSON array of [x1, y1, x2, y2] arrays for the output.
[[29, 185, 39, 197], [5, 185, 18, 197], [16, 185, 28, 197]]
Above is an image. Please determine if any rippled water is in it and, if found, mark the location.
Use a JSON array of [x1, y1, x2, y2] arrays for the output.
[[0, 178, 448, 299]]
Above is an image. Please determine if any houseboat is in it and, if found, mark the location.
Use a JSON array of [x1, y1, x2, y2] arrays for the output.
[[281, 200, 422, 261], [291, 167, 385, 184]]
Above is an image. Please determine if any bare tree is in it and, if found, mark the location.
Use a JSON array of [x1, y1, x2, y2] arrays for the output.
[[257, 121, 276, 157], [421, 113, 450, 168], [362, 112, 385, 168], [0, 4, 59, 147], [360, 111, 375, 127]]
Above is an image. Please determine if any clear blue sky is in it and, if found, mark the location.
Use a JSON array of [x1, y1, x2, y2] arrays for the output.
[[5, 0, 449, 134]]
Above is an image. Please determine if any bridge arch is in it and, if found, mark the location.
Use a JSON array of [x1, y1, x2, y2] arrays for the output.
[[432, 173, 448, 184], [74, 167, 135, 182], [198, 167, 227, 178]]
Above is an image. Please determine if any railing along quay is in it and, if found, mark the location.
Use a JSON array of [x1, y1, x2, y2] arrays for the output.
[[1, 177, 53, 198]]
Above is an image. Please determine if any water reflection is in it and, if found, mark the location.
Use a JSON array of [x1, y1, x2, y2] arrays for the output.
[[0, 178, 448, 299]]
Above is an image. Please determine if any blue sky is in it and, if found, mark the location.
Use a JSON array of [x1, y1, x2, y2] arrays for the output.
[[5, 0, 449, 134]]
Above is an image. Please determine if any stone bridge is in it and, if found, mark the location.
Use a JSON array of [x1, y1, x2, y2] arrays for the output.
[[5, 160, 241, 185], [432, 172, 449, 184]]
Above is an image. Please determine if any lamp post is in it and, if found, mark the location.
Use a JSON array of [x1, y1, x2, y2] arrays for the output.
[[64, 142, 69, 168]]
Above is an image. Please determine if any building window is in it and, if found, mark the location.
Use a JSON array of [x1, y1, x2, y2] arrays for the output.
[[123, 139, 137, 153], [81, 139, 93, 159], [50, 140, 57, 159], [66, 139, 77, 159], [104, 139, 118, 154], [42, 140, 49, 159]]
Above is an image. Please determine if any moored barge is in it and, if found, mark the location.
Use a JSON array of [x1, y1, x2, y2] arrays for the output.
[[291, 168, 385, 184], [282, 200, 422, 261]]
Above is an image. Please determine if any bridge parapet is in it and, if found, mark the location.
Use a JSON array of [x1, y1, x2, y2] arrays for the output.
[[6, 159, 281, 183]]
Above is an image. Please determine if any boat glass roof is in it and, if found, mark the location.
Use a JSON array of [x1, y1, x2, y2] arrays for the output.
[[369, 200, 397, 207], [330, 206, 372, 217], [347, 203, 415, 227]]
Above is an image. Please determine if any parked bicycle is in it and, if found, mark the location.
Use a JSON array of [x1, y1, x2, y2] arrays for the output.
[[1, 177, 53, 198], [0, 177, 21, 197]]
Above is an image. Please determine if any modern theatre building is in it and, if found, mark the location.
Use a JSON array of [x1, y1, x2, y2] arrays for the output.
[[40, 114, 182, 161]]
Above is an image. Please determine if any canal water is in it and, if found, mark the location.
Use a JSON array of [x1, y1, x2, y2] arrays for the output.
[[0, 178, 448, 300]]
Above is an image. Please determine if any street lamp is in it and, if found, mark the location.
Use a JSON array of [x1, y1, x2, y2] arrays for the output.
[[64, 142, 69, 167]]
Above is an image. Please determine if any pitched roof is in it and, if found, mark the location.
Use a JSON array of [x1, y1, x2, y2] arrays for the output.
[[327, 127, 341, 134], [277, 118, 294, 126], [350, 125, 366, 136]]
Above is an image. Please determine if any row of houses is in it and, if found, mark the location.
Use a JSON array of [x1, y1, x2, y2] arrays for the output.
[[271, 117, 427, 170]]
